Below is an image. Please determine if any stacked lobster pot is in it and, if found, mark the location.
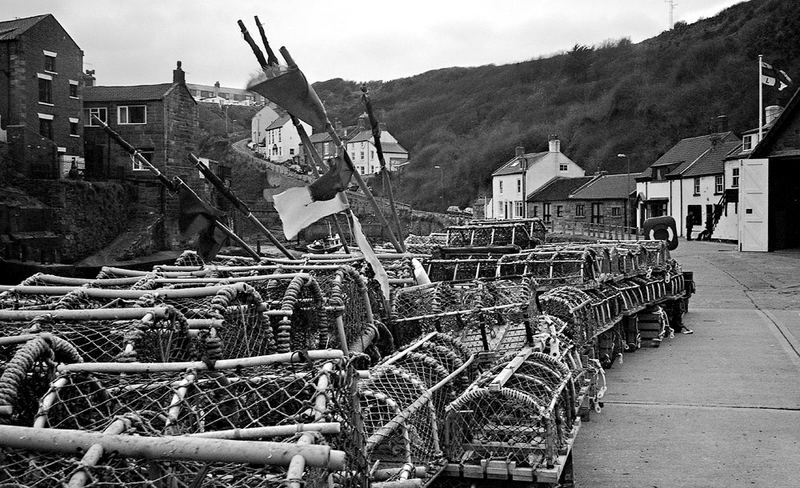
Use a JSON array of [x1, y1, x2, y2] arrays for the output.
[[0, 253, 412, 488]]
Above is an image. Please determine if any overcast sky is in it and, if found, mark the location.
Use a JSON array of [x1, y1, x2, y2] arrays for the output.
[[4, 0, 744, 88]]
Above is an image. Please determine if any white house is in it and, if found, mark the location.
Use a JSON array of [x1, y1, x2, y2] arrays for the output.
[[250, 105, 280, 149], [487, 135, 584, 219], [635, 128, 740, 238], [263, 115, 310, 163], [345, 129, 408, 175]]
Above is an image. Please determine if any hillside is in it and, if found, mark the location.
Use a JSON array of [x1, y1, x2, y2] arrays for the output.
[[311, 0, 800, 211]]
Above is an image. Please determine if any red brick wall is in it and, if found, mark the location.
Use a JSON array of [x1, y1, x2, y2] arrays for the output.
[[1, 15, 84, 172]]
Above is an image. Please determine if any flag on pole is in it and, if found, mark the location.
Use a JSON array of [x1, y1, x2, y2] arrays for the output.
[[761, 60, 792, 91], [349, 210, 390, 301], [272, 156, 352, 240], [177, 183, 229, 261]]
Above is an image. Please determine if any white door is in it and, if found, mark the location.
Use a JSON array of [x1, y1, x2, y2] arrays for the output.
[[739, 158, 769, 252]]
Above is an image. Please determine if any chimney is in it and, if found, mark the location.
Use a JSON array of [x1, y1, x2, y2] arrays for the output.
[[515, 146, 525, 157], [83, 69, 95, 87], [714, 115, 728, 132], [765, 105, 783, 125], [173, 61, 185, 85], [357, 113, 368, 131], [213, 81, 220, 97], [334, 118, 343, 131], [548, 134, 560, 153]]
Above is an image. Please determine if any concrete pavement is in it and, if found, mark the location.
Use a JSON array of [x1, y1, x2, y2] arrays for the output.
[[573, 240, 800, 487]]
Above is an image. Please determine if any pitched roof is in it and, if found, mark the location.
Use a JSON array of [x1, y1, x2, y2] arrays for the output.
[[347, 130, 373, 143], [492, 152, 548, 177], [84, 83, 174, 102], [639, 131, 740, 179], [681, 140, 742, 177], [380, 141, 407, 154], [570, 173, 640, 200], [526, 176, 594, 202], [0, 14, 48, 41], [751, 85, 800, 159], [265, 114, 292, 131], [308, 132, 332, 143]]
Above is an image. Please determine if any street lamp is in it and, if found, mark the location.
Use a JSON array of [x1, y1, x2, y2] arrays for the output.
[[617, 154, 631, 232], [433, 165, 444, 208]]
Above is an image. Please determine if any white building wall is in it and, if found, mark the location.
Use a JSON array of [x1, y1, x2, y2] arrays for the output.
[[345, 131, 400, 175], [525, 153, 584, 197], [492, 173, 526, 219], [251, 106, 279, 146], [266, 120, 310, 163], [679, 174, 732, 240]]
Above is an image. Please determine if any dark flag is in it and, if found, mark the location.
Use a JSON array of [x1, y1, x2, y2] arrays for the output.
[[309, 156, 353, 201], [178, 184, 229, 261], [761, 60, 792, 91]]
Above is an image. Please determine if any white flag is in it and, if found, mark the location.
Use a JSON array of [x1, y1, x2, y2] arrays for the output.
[[272, 186, 348, 240], [350, 210, 390, 301]]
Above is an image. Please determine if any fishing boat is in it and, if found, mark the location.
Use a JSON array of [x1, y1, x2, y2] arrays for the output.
[[306, 233, 342, 254]]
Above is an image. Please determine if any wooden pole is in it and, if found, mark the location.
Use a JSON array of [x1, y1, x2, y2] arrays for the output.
[[190, 153, 293, 258], [0, 424, 345, 469], [361, 86, 406, 250], [277, 47, 404, 253]]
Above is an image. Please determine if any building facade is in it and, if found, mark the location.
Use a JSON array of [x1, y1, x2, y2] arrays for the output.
[[186, 82, 266, 106], [250, 104, 280, 148], [262, 115, 310, 163], [0, 14, 84, 177], [83, 62, 201, 248], [487, 136, 585, 219]]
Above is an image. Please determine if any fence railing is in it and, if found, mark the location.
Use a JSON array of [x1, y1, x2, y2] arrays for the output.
[[548, 220, 641, 240]]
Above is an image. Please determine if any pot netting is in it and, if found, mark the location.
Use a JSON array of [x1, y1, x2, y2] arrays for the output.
[[425, 257, 500, 282], [403, 234, 447, 254], [0, 309, 198, 363], [444, 350, 575, 470], [445, 222, 540, 249], [390, 280, 533, 352], [538, 287, 596, 345], [0, 335, 82, 426]]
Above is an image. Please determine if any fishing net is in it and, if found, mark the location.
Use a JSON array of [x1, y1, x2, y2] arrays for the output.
[[0, 334, 82, 426]]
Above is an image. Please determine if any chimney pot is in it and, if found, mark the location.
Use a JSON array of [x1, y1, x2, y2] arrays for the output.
[[515, 146, 525, 157], [172, 61, 185, 85], [715, 115, 728, 132], [548, 135, 560, 153]]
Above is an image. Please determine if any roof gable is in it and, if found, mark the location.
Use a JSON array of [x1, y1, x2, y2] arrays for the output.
[[681, 140, 742, 177], [84, 83, 174, 103], [265, 114, 292, 131], [492, 152, 548, 177], [0, 14, 48, 41], [751, 86, 800, 159]]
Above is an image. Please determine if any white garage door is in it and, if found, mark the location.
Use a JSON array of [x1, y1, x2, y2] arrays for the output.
[[739, 158, 769, 252]]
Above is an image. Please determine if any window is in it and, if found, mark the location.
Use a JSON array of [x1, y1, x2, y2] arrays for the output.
[[575, 204, 585, 217], [289, 148, 295, 155], [118, 105, 146, 124], [517, 178, 521, 194], [687, 205, 702, 226], [559, 163, 568, 171], [38, 74, 53, 104], [43, 51, 56, 72], [360, 151, 365, 159], [742, 135, 753, 151], [693, 177, 700, 195], [277, 129, 281, 143], [715, 175, 723, 194], [69, 80, 79, 99], [732, 168, 739, 188], [556, 205, 563, 217], [499, 181, 503, 194], [543, 203, 551, 223], [591, 202, 602, 224], [38, 115, 53, 139], [515, 201, 524, 217], [611, 207, 621, 217], [532, 205, 539, 217], [69, 117, 79, 137], [132, 148, 154, 171], [85, 107, 107, 125], [372, 151, 375, 159]]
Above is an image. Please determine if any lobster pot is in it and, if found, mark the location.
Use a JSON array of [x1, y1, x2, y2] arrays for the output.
[[584, 285, 624, 331], [637, 306, 669, 345], [444, 349, 576, 473], [35, 352, 354, 435], [0, 444, 310, 488], [390, 280, 533, 349], [520, 249, 598, 288], [538, 287, 596, 345], [360, 364, 444, 483], [445, 220, 543, 249], [0, 308, 198, 363], [404, 233, 448, 254], [596, 321, 625, 368], [425, 257, 499, 282], [629, 276, 667, 304], [608, 280, 645, 311], [665, 271, 686, 296], [173, 249, 260, 267], [0, 335, 82, 426]]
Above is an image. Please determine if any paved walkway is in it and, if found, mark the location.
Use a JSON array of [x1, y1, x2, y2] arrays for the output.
[[574, 240, 800, 487]]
